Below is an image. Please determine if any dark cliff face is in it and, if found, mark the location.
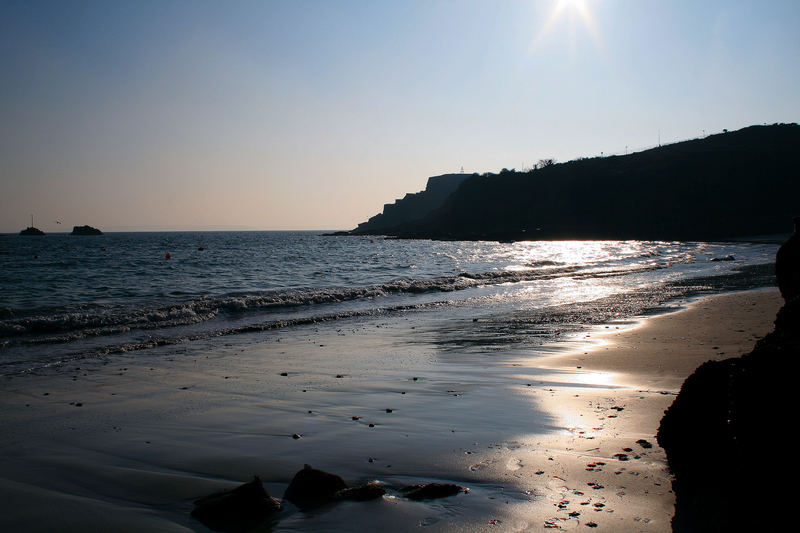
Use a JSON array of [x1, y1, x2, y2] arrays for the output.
[[353, 173, 473, 233], [367, 124, 800, 241]]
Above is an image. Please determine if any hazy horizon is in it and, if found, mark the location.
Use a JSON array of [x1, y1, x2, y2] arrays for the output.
[[2, 0, 799, 234]]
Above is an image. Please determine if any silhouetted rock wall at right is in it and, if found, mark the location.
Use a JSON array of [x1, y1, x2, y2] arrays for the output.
[[657, 227, 800, 531]]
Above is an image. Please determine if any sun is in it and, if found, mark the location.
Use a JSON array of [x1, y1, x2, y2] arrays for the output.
[[533, 0, 600, 51], [556, 0, 589, 15]]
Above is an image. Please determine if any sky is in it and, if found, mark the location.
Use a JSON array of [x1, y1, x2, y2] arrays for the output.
[[1, 0, 799, 232]]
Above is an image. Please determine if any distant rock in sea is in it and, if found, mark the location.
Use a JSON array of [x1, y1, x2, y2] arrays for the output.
[[20, 227, 45, 236], [70, 225, 103, 235]]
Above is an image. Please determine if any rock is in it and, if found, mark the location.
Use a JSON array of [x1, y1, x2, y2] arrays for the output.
[[283, 464, 347, 509], [19, 226, 45, 236], [657, 254, 800, 531], [337, 481, 386, 501], [70, 225, 103, 235], [191, 476, 280, 530], [776, 217, 800, 301], [636, 439, 653, 449], [400, 482, 463, 500]]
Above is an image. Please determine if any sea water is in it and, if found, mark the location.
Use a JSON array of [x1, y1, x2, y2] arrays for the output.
[[0, 231, 779, 375]]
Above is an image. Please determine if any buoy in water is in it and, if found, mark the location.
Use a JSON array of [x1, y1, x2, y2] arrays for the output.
[[165, 252, 171, 259]]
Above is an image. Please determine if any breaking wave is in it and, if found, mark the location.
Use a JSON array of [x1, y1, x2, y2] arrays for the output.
[[0, 263, 659, 345]]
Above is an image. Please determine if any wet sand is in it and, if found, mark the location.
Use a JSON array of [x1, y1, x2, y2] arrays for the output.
[[0, 288, 782, 532]]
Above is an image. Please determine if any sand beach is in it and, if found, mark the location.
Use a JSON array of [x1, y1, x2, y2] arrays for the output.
[[0, 288, 782, 532]]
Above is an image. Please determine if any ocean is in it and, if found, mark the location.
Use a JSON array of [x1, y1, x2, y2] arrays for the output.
[[0, 231, 779, 376]]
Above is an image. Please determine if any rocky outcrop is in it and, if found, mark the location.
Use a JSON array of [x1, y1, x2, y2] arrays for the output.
[[70, 225, 103, 235], [191, 476, 281, 531], [282, 464, 348, 509], [658, 230, 800, 531], [191, 465, 464, 530], [19, 227, 45, 235], [353, 173, 473, 234]]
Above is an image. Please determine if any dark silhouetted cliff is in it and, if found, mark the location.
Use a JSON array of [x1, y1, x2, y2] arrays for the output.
[[353, 124, 800, 241], [353, 173, 473, 234]]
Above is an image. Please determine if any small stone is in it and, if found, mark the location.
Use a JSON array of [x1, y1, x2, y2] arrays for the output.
[[401, 483, 463, 500], [337, 481, 386, 501]]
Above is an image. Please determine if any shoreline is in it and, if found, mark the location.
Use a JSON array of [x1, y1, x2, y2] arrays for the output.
[[537, 287, 782, 390], [0, 287, 782, 532]]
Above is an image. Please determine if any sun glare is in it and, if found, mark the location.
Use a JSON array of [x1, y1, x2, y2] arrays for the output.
[[534, 0, 600, 51], [556, 0, 588, 16]]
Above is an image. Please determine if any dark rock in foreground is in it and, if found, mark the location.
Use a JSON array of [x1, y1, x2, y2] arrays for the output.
[[400, 482, 464, 500], [658, 231, 800, 531], [70, 225, 103, 235], [283, 464, 348, 509], [191, 476, 280, 532], [776, 217, 800, 300], [19, 226, 45, 235], [191, 465, 466, 530]]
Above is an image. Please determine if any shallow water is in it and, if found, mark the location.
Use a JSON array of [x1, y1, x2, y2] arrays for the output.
[[0, 232, 782, 532], [0, 231, 778, 374]]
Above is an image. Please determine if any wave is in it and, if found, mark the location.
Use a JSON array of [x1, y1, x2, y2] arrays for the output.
[[1, 262, 776, 375], [0, 263, 664, 345]]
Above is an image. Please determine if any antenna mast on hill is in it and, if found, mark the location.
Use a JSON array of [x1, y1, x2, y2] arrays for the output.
[[30, 214, 34, 228]]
